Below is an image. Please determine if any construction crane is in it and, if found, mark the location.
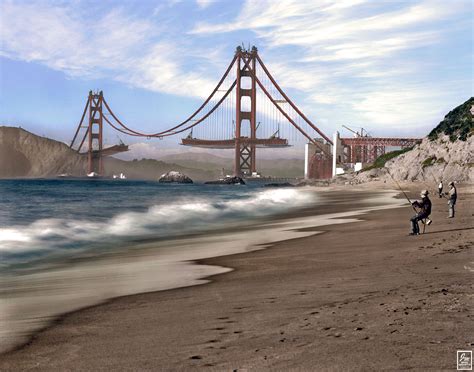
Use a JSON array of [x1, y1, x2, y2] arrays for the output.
[[342, 125, 370, 137]]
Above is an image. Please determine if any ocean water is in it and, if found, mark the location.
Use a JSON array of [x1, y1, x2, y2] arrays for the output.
[[0, 180, 404, 353], [0, 179, 315, 271]]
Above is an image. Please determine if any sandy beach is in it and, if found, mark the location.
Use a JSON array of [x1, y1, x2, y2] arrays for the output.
[[0, 184, 472, 371]]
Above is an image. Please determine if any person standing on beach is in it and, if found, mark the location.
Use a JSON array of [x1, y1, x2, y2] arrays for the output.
[[446, 182, 457, 218], [410, 190, 432, 235], [438, 181, 443, 198]]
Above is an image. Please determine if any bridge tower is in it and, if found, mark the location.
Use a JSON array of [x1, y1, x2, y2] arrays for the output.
[[87, 91, 104, 174], [234, 46, 258, 176]]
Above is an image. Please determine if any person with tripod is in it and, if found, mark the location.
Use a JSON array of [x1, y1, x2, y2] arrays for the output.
[[410, 190, 432, 236]]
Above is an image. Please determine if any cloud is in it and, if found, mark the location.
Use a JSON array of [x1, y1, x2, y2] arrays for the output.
[[0, 0, 471, 140], [196, 0, 216, 9], [0, 3, 160, 77], [190, 0, 471, 131], [0, 1, 218, 98], [116, 43, 216, 98]]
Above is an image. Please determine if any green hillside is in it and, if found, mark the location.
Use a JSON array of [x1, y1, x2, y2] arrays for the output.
[[428, 97, 473, 141]]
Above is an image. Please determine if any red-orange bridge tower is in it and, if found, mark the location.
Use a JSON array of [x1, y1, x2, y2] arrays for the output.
[[70, 46, 333, 178]]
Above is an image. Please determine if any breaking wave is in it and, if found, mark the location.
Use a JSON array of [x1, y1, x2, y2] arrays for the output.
[[0, 188, 315, 268]]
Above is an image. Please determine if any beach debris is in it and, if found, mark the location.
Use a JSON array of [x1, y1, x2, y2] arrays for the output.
[[158, 171, 193, 183]]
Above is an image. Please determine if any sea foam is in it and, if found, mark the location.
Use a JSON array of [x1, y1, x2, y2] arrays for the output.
[[0, 188, 315, 267]]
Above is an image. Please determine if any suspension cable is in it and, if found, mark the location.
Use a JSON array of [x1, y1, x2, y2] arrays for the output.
[[70, 99, 90, 148], [101, 55, 238, 137], [255, 75, 332, 158], [256, 55, 332, 145]]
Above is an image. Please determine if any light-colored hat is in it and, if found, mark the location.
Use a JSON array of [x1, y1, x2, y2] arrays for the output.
[[448, 181, 454, 186], [420, 190, 429, 197]]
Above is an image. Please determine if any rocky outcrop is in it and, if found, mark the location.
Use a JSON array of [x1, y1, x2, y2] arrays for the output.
[[350, 135, 473, 184], [205, 176, 245, 185], [158, 171, 193, 184], [349, 98, 474, 184], [383, 135, 473, 183]]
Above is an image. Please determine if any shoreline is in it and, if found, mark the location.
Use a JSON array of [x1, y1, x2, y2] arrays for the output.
[[1, 185, 472, 370], [0, 189, 402, 355]]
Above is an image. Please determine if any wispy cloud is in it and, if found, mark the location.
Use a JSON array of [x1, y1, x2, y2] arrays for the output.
[[196, 0, 216, 10], [0, 0, 219, 98], [0, 0, 471, 138], [190, 0, 471, 132]]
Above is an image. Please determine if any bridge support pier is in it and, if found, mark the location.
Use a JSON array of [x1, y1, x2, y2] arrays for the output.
[[87, 91, 104, 175], [234, 46, 258, 177]]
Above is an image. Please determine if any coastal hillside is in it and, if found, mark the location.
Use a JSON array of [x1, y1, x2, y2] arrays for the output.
[[353, 97, 474, 183], [428, 97, 473, 141], [0, 126, 215, 180], [0, 126, 87, 177]]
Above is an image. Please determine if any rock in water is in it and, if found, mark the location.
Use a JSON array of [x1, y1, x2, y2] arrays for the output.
[[158, 171, 193, 184], [263, 182, 295, 188], [205, 176, 245, 185]]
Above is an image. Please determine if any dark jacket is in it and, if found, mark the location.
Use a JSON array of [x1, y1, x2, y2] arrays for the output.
[[413, 197, 432, 216]]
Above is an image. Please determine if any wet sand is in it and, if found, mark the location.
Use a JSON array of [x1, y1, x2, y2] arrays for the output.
[[0, 185, 472, 370]]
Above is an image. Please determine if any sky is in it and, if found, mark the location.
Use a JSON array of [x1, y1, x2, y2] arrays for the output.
[[0, 0, 472, 160]]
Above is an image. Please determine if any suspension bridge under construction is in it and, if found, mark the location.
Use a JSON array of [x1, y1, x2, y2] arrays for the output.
[[69, 46, 420, 179]]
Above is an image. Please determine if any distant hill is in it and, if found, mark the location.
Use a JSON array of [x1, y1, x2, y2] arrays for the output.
[[160, 152, 305, 178], [428, 97, 473, 141], [0, 126, 215, 180], [104, 157, 216, 181], [0, 126, 304, 179]]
